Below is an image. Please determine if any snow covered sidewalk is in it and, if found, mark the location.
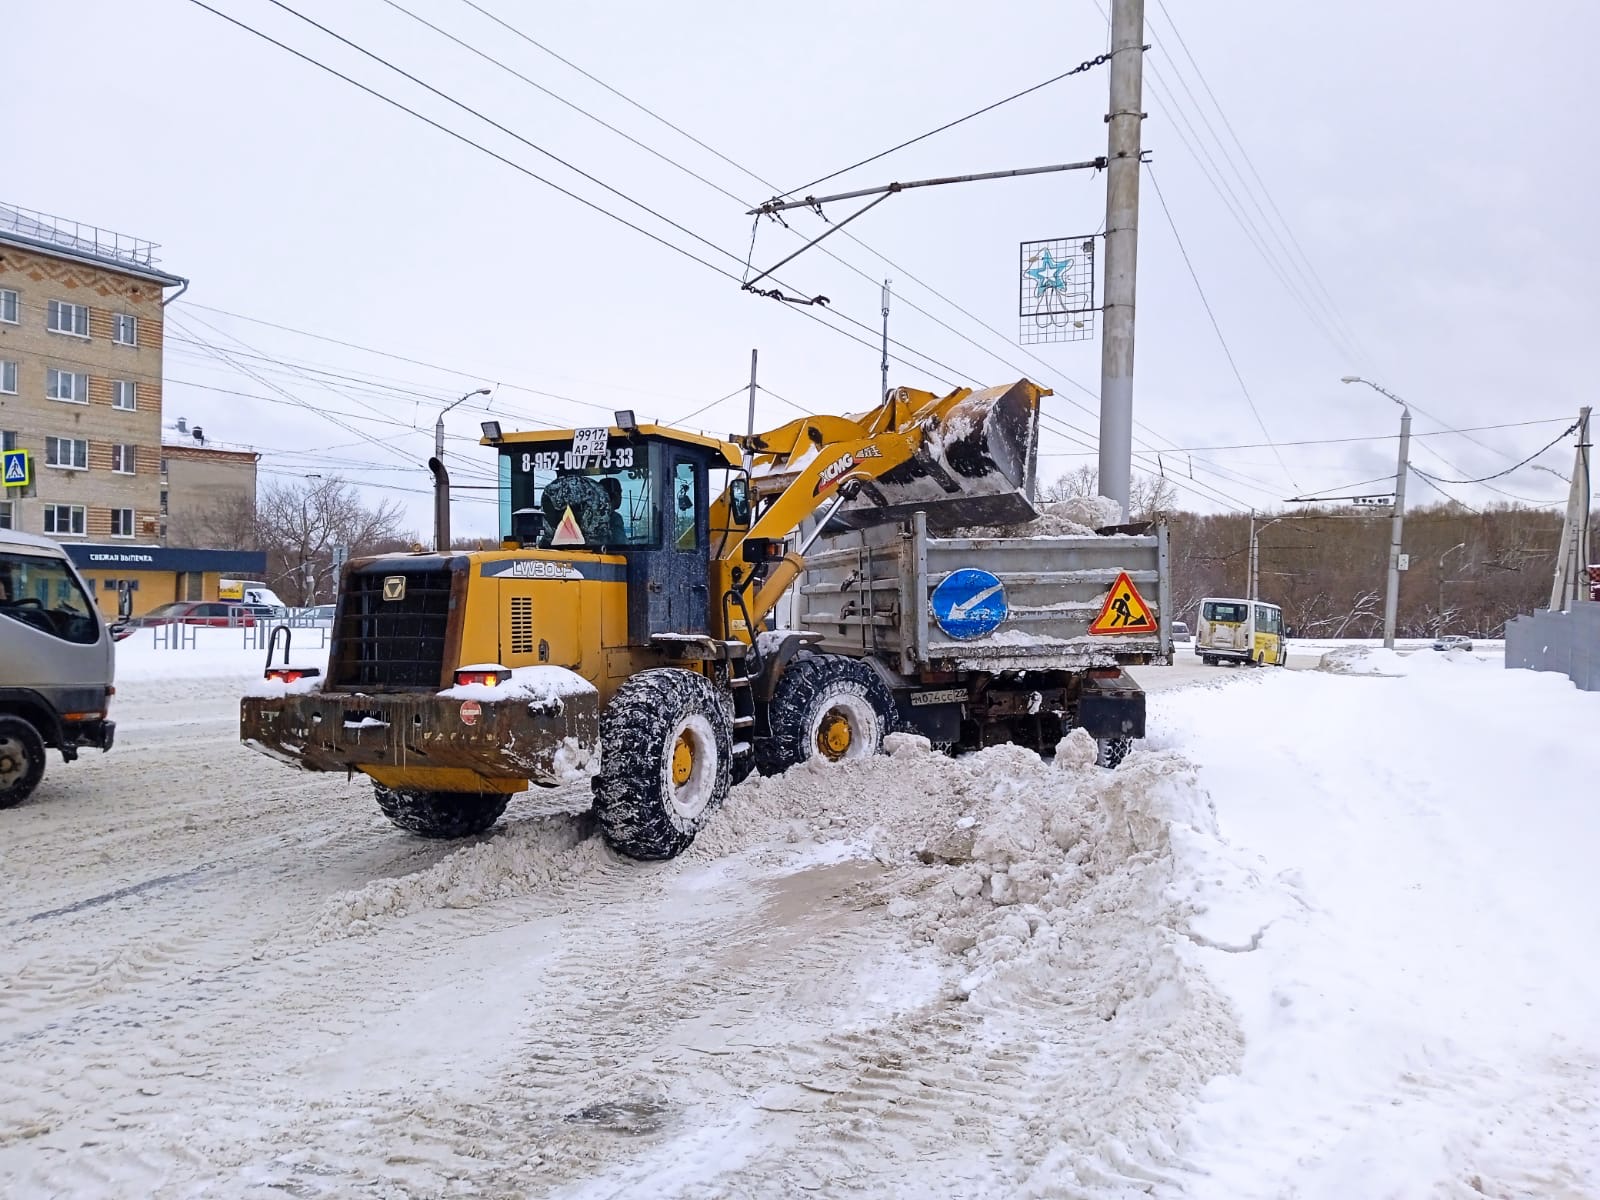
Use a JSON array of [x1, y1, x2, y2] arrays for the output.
[[1151, 649, 1600, 1198]]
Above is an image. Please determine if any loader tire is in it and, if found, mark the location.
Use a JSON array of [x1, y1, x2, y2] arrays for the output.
[[592, 669, 731, 861], [1095, 737, 1133, 769], [0, 715, 48, 809], [755, 654, 895, 777], [373, 785, 509, 838]]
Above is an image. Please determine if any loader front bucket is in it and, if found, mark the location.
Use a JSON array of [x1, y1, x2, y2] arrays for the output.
[[832, 379, 1043, 532]]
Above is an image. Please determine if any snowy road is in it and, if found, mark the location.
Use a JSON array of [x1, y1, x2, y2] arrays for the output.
[[1, 639, 1595, 1198]]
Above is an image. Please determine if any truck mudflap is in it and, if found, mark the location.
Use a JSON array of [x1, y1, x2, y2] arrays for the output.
[[1076, 673, 1146, 740], [240, 689, 600, 789]]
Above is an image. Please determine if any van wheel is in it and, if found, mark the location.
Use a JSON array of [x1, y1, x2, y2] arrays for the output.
[[0, 716, 48, 809], [593, 669, 731, 861], [373, 785, 509, 838], [756, 654, 895, 777]]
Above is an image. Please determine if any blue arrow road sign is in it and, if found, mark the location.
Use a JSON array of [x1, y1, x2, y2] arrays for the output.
[[929, 567, 1008, 640], [2, 449, 29, 488]]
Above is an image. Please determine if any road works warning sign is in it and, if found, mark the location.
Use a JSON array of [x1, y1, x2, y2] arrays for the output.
[[549, 505, 585, 547], [1088, 571, 1157, 635]]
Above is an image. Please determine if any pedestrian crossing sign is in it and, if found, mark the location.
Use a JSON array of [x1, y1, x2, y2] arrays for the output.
[[1088, 571, 1157, 635], [2, 449, 29, 488]]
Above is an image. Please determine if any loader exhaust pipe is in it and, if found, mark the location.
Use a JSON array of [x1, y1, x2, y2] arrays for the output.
[[429, 456, 451, 552]]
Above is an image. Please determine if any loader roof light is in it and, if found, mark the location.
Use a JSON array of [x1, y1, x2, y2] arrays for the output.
[[455, 666, 509, 688], [613, 409, 637, 432], [265, 666, 322, 684], [481, 420, 502, 441]]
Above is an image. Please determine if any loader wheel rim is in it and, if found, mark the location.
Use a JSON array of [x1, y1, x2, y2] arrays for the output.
[[807, 692, 879, 764], [817, 712, 854, 759], [671, 734, 695, 786], [664, 713, 718, 820]]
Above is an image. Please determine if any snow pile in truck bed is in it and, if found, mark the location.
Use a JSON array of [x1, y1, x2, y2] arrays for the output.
[[944, 495, 1124, 539]]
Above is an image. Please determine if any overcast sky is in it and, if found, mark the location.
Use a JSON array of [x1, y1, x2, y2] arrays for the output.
[[9, 0, 1597, 536]]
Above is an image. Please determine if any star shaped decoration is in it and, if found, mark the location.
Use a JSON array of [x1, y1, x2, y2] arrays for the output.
[[1026, 251, 1073, 296]]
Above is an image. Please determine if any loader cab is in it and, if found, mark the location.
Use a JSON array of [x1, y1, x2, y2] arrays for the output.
[[494, 424, 741, 644]]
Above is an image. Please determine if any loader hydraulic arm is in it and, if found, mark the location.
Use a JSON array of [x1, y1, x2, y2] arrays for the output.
[[714, 379, 1047, 629]]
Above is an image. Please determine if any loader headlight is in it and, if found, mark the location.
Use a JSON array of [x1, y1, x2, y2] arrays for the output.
[[266, 666, 322, 683]]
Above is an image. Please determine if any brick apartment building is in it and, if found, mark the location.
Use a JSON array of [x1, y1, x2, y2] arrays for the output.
[[0, 203, 187, 542]]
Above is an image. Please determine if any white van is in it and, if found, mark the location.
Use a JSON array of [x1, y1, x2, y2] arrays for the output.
[[1196, 596, 1287, 667], [220, 579, 287, 609], [0, 529, 116, 806]]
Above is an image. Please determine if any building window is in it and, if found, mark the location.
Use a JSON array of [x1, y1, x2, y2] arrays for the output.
[[110, 508, 135, 538], [1, 430, 15, 451], [113, 313, 138, 346], [47, 299, 90, 338], [0, 361, 15, 394], [160, 489, 169, 515], [44, 504, 87, 536], [45, 436, 89, 470], [0, 500, 11, 529], [0, 289, 17, 324], [112, 444, 137, 475], [112, 379, 137, 410], [47, 367, 89, 404]]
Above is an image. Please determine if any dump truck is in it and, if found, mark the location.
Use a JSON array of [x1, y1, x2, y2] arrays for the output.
[[241, 379, 1167, 860]]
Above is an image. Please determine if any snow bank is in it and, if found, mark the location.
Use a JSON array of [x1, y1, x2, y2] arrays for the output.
[[689, 737, 1250, 1190], [298, 814, 606, 943], [1316, 643, 1501, 676], [1153, 655, 1600, 1196]]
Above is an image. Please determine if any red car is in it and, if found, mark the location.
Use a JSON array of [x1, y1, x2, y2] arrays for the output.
[[134, 601, 257, 628]]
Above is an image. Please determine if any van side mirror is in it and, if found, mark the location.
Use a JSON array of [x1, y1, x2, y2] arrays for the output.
[[729, 476, 752, 527]]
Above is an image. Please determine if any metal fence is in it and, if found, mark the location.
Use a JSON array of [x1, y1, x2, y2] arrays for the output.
[[1504, 601, 1600, 692]]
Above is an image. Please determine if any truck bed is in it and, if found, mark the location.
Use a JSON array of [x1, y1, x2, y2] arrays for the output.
[[791, 513, 1170, 673]]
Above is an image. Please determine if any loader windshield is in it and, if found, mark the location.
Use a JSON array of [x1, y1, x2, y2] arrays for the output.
[[500, 436, 658, 550]]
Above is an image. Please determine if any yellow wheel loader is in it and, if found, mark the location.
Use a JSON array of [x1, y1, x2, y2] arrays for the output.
[[241, 378, 1166, 859]]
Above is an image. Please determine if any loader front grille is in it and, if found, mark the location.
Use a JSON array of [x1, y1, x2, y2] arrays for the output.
[[331, 568, 455, 689]]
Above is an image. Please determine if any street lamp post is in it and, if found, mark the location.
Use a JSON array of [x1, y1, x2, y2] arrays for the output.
[[1438, 541, 1467, 632], [1249, 511, 1293, 601], [1342, 376, 1411, 649], [433, 388, 491, 551], [435, 387, 492, 465]]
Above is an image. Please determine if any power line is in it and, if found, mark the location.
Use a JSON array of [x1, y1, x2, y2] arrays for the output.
[[1150, 0, 1372, 365], [1410, 421, 1580, 486], [775, 53, 1112, 201], [1147, 166, 1298, 490]]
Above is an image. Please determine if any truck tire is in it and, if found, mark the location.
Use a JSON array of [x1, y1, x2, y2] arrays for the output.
[[755, 654, 895, 777], [592, 668, 732, 861], [0, 715, 47, 809], [1096, 736, 1132, 769], [373, 785, 509, 838]]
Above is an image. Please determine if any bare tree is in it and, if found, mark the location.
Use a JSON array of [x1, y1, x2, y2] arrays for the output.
[[1040, 467, 1176, 522], [194, 477, 412, 605]]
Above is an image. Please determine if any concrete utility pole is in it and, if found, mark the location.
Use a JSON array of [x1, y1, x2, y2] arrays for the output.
[[744, 349, 759, 472], [1098, 0, 1146, 522], [1549, 405, 1593, 611], [1343, 377, 1410, 648]]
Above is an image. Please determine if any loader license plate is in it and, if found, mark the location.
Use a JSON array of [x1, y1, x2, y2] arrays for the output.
[[910, 688, 967, 707]]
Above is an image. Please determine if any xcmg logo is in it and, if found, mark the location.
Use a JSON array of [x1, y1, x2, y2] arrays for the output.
[[813, 445, 883, 496]]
